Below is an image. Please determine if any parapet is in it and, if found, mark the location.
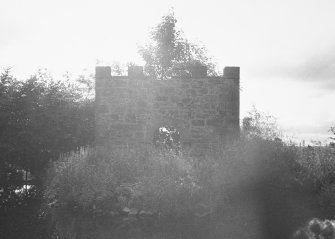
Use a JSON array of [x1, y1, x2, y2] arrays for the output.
[[95, 66, 111, 79], [95, 65, 240, 79], [128, 66, 144, 78], [223, 66, 240, 80]]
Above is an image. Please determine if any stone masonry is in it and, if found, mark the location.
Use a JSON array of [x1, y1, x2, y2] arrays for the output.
[[95, 66, 240, 155]]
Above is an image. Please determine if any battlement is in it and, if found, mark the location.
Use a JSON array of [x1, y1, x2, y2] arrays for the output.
[[96, 65, 239, 79]]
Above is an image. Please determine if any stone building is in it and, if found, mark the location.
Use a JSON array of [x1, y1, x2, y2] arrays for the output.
[[95, 66, 240, 155]]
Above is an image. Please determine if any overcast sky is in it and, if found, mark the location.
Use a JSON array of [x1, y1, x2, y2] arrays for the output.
[[1, 0, 335, 143]]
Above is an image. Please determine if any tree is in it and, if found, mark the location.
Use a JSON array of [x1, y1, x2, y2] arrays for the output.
[[0, 69, 95, 238], [138, 12, 217, 80], [0, 69, 94, 207], [242, 107, 281, 140], [330, 127, 335, 141]]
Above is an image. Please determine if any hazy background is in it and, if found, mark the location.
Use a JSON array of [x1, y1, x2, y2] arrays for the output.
[[1, 0, 334, 143]]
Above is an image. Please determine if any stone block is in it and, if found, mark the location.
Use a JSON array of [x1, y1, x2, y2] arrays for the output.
[[155, 96, 168, 102], [190, 64, 207, 78], [223, 67, 240, 80], [125, 113, 137, 123], [128, 65, 144, 78], [110, 114, 119, 121], [206, 118, 224, 126], [181, 98, 192, 105], [190, 89, 197, 96], [112, 79, 127, 87], [198, 88, 208, 95], [96, 66, 111, 79], [180, 83, 190, 89], [191, 120, 205, 126], [137, 100, 148, 108], [97, 105, 108, 114]]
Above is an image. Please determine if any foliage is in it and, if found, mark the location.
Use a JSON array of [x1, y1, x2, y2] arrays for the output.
[[1, 65, 335, 239], [0, 70, 94, 187], [242, 106, 282, 140], [45, 146, 199, 214], [110, 61, 133, 76], [330, 126, 335, 141], [43, 102, 335, 239], [0, 68, 95, 238], [45, 136, 330, 239], [208, 138, 316, 239], [75, 71, 95, 99], [44, 146, 202, 238], [138, 11, 217, 79], [0, 186, 51, 239], [296, 145, 335, 217]]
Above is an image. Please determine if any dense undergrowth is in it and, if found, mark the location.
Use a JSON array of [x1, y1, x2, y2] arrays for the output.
[[44, 135, 335, 239], [0, 69, 94, 239]]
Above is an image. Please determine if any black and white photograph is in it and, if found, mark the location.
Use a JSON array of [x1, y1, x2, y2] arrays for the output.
[[1, 0, 335, 238]]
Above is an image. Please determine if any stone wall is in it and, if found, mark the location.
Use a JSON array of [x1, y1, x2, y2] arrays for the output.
[[95, 66, 240, 155]]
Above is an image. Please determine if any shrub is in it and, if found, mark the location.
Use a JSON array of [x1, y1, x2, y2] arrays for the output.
[[45, 137, 335, 239], [44, 146, 201, 238], [296, 145, 335, 217], [207, 138, 317, 239]]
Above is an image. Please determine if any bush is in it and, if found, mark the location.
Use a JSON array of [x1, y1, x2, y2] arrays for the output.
[[45, 136, 335, 239], [207, 138, 320, 239], [296, 145, 335, 217], [0, 186, 51, 239], [44, 146, 202, 238]]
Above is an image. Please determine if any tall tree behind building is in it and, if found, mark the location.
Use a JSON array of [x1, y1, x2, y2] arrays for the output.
[[138, 11, 218, 79]]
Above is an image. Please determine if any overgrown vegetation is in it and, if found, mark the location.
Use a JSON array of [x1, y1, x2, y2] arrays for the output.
[[43, 111, 335, 239], [2, 11, 335, 239], [1, 71, 334, 238], [45, 147, 202, 238], [0, 69, 94, 239]]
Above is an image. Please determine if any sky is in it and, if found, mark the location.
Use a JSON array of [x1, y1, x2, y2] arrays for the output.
[[1, 0, 335, 143]]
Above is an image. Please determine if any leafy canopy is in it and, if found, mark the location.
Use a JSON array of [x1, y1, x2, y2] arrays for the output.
[[139, 12, 217, 79], [0, 69, 94, 202]]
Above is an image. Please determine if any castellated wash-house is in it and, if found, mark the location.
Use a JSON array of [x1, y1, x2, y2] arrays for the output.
[[95, 65, 240, 156]]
